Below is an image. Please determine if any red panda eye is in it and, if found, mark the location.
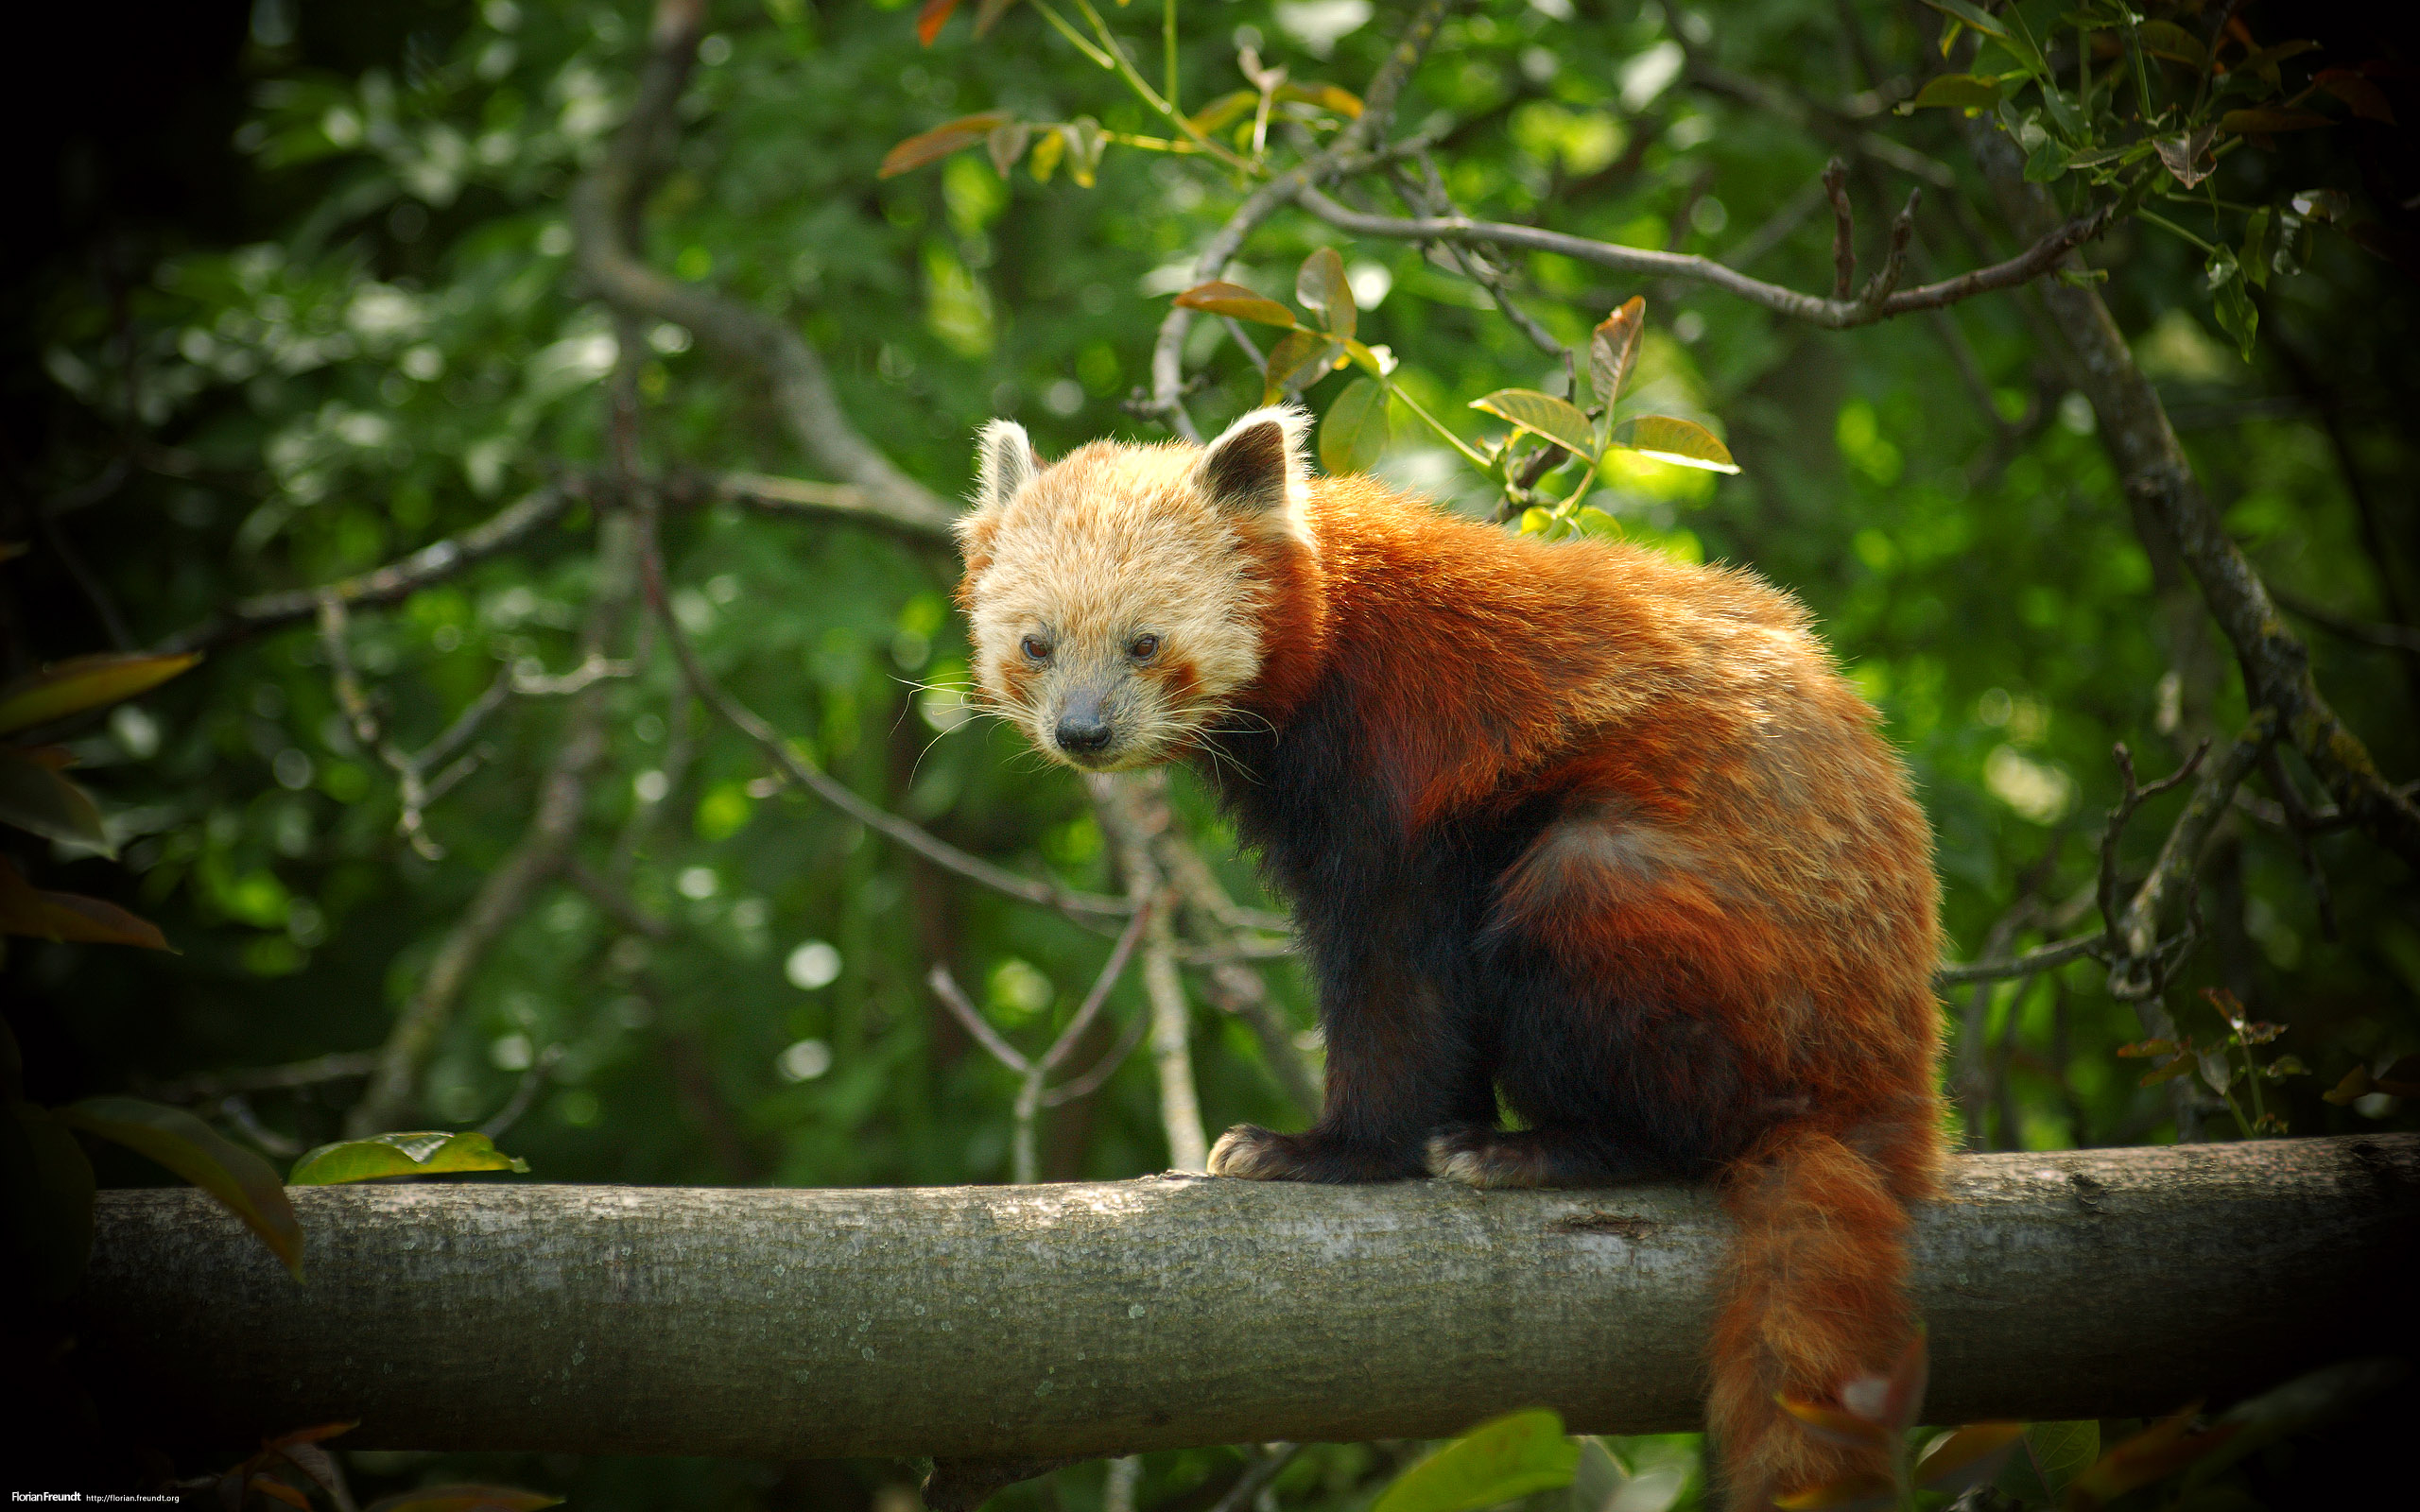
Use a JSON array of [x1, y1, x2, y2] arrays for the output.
[[1128, 633, 1161, 662], [1020, 634, 1051, 662]]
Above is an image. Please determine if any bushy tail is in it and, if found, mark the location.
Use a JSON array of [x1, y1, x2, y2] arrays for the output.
[[1707, 1120, 1934, 1510]]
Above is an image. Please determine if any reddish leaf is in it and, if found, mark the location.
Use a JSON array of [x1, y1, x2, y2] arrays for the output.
[[2116, 1038, 2177, 1058], [0, 855, 173, 951], [2316, 70, 2397, 124], [265, 1422, 358, 1450], [2067, 1404, 2238, 1507], [0, 747, 111, 852], [2140, 1053, 2198, 1087], [915, 0, 959, 47], [974, 0, 1021, 39], [1590, 297, 1645, 412], [1173, 281, 1299, 329], [1915, 1422, 2025, 1491], [878, 112, 1011, 178], [249, 1475, 313, 1509], [2221, 108, 2335, 134], [1776, 1396, 1891, 1448], [59, 1096, 303, 1276]]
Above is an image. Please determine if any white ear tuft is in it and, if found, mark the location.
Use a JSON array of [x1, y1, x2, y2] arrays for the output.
[[972, 418, 1039, 512], [1194, 405, 1313, 540]]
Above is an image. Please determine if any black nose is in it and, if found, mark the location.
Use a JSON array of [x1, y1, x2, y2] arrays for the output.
[[1055, 714, 1113, 754]]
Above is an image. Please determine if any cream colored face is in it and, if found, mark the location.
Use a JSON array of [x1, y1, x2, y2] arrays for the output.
[[955, 408, 1312, 772]]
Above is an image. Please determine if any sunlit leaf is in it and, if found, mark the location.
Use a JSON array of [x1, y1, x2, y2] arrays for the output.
[[362, 1487, 563, 1512], [2021, 1419, 2100, 1498], [2135, 21, 2206, 70], [0, 750, 111, 853], [1916, 1422, 2025, 1492], [1262, 330, 1344, 401], [59, 1096, 302, 1276], [877, 112, 1011, 178], [289, 1130, 530, 1186], [1278, 82, 1363, 118], [1371, 1409, 1580, 1512], [2155, 127, 2218, 188], [0, 855, 171, 950], [2219, 108, 2334, 135], [1028, 128, 1063, 181], [914, 0, 959, 47], [0, 651, 199, 736], [1063, 116, 1108, 188], [1319, 378, 1390, 475], [1776, 1396, 1891, 1449], [1908, 73, 2005, 111], [986, 122, 1030, 179], [1471, 389, 1598, 461], [1589, 297, 1644, 417], [1186, 91, 1259, 134], [2291, 188, 2352, 223], [1174, 282, 1298, 329], [1611, 415, 1739, 473], [1295, 247, 1356, 341]]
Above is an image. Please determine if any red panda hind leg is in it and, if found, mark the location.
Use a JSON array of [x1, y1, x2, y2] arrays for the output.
[[1708, 1119, 1929, 1511], [1422, 1124, 1677, 1190]]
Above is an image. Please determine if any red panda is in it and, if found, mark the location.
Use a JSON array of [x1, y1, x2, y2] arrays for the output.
[[955, 405, 1945, 1509]]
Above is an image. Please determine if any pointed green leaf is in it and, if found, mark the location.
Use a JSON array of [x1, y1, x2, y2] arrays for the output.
[[986, 122, 1031, 179], [289, 1130, 530, 1186], [60, 1096, 302, 1276], [1610, 415, 1739, 473], [1173, 281, 1299, 329], [1373, 1410, 1580, 1512], [1261, 330, 1344, 401], [0, 652, 199, 736], [1471, 389, 1599, 461], [1909, 74, 2006, 111], [1319, 379, 1390, 475], [0, 750, 111, 854], [1295, 246, 1356, 341], [1589, 297, 1645, 415], [2022, 1419, 2100, 1498], [2135, 21, 2206, 70], [1916, 0, 2005, 41]]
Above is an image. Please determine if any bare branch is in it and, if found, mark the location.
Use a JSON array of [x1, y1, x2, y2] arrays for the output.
[[159, 484, 575, 655], [926, 963, 1036, 1076], [140, 1051, 380, 1105], [1292, 186, 2115, 331]]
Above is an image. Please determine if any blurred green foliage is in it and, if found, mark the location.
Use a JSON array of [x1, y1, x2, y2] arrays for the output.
[[4, 0, 2414, 1507]]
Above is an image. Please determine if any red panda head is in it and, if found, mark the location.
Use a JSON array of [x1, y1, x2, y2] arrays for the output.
[[954, 406, 1316, 771]]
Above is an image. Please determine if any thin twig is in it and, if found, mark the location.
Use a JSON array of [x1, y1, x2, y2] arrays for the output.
[[479, 1044, 565, 1140]]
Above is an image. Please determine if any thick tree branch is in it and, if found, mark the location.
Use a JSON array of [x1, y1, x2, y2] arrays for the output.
[[81, 1137, 2419, 1458]]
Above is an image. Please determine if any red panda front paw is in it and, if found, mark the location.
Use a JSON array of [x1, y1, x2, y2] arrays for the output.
[[1425, 1124, 1673, 1190], [1206, 1125, 1425, 1182]]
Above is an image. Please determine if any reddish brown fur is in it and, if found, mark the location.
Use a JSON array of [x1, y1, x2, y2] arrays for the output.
[[959, 419, 1945, 1508], [1232, 477, 1942, 1507]]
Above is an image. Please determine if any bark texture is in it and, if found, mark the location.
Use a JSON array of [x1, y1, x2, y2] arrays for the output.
[[82, 1137, 2415, 1460]]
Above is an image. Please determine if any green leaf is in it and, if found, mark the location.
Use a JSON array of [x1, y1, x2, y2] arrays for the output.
[[1568, 1436, 1630, 1512], [2024, 1419, 2100, 1498], [1917, 0, 2006, 42], [1063, 117, 1108, 188], [0, 750, 111, 854], [1173, 281, 1298, 329], [289, 1130, 531, 1186], [1373, 1410, 1581, 1512], [60, 1096, 302, 1277], [1185, 89, 1258, 135], [1318, 379, 1390, 475], [0, 651, 199, 736], [2135, 20, 2206, 70], [1471, 389, 1599, 461], [985, 122, 1030, 179], [362, 1487, 564, 1512], [1589, 297, 1644, 418], [1295, 246, 1356, 342], [2240, 207, 2273, 288], [1261, 329, 1344, 402], [876, 112, 1012, 179], [1909, 73, 2005, 111], [3, 1102, 98, 1301], [2208, 257, 2257, 364], [1610, 415, 1740, 473], [1518, 507, 1552, 536]]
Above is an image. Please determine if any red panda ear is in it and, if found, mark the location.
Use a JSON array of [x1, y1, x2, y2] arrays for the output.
[[971, 418, 1039, 513], [1195, 405, 1311, 537]]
